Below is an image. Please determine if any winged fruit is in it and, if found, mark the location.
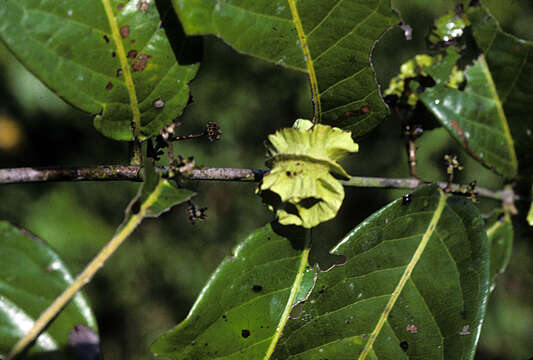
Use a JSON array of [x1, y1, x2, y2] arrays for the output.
[[259, 119, 358, 228]]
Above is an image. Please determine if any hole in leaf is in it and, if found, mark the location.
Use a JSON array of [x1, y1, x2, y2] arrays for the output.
[[400, 341, 409, 351], [241, 329, 250, 338], [131, 200, 141, 214], [127, 50, 138, 59]]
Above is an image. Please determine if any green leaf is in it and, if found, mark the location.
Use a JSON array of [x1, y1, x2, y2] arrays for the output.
[[0, 0, 200, 140], [151, 223, 314, 359], [467, 5, 533, 176], [527, 186, 533, 226], [273, 185, 490, 359], [123, 159, 196, 221], [172, 0, 398, 136], [260, 119, 358, 228], [485, 212, 513, 289], [0, 221, 98, 358], [418, 49, 518, 177]]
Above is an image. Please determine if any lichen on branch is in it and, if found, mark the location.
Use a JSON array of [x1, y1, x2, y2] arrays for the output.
[[259, 119, 358, 228]]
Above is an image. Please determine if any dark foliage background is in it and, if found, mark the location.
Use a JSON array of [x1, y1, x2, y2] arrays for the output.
[[0, 0, 532, 359]]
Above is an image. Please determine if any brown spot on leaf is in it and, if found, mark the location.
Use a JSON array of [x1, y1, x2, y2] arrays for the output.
[[111, 51, 116, 58], [400, 341, 408, 351], [450, 120, 481, 161], [153, 98, 165, 108], [406, 324, 418, 334], [137, 0, 150, 11], [130, 39, 136, 44], [451, 120, 466, 142], [116, 68, 123, 77], [336, 105, 371, 123], [117, 3, 124, 11], [132, 53, 152, 72], [127, 50, 138, 59], [105, 82, 113, 91], [460, 325, 471, 335], [120, 26, 130, 38], [103, 35, 110, 43]]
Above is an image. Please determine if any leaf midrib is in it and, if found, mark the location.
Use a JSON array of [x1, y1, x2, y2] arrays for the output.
[[358, 189, 448, 359], [264, 246, 311, 359], [288, 0, 321, 122], [101, 0, 140, 138]]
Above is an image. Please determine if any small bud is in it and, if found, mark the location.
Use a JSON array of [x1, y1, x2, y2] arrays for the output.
[[187, 201, 208, 224], [205, 122, 222, 142]]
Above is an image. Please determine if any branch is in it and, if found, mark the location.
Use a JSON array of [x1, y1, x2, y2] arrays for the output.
[[0, 166, 268, 184], [0, 165, 522, 202], [340, 176, 516, 202]]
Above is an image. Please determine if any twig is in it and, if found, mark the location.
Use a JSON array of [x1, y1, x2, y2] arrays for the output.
[[407, 138, 418, 178], [0, 166, 266, 184], [0, 166, 524, 202]]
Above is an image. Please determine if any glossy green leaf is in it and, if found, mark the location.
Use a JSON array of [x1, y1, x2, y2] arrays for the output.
[[151, 223, 314, 359], [172, 0, 398, 136], [418, 49, 518, 177], [123, 159, 196, 222], [0, 0, 200, 140], [485, 212, 513, 288], [0, 221, 98, 358], [273, 185, 489, 359], [260, 119, 358, 228], [468, 5, 533, 176]]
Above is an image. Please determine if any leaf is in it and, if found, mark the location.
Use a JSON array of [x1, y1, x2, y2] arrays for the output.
[[485, 212, 513, 289], [172, 0, 398, 136], [467, 5, 533, 176], [151, 223, 314, 359], [0, 221, 98, 359], [418, 49, 518, 177], [273, 185, 490, 359], [260, 119, 358, 228], [0, 0, 200, 140], [526, 186, 533, 226], [123, 159, 196, 221]]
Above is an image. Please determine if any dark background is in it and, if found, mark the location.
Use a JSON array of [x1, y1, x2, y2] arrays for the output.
[[0, 0, 532, 359]]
